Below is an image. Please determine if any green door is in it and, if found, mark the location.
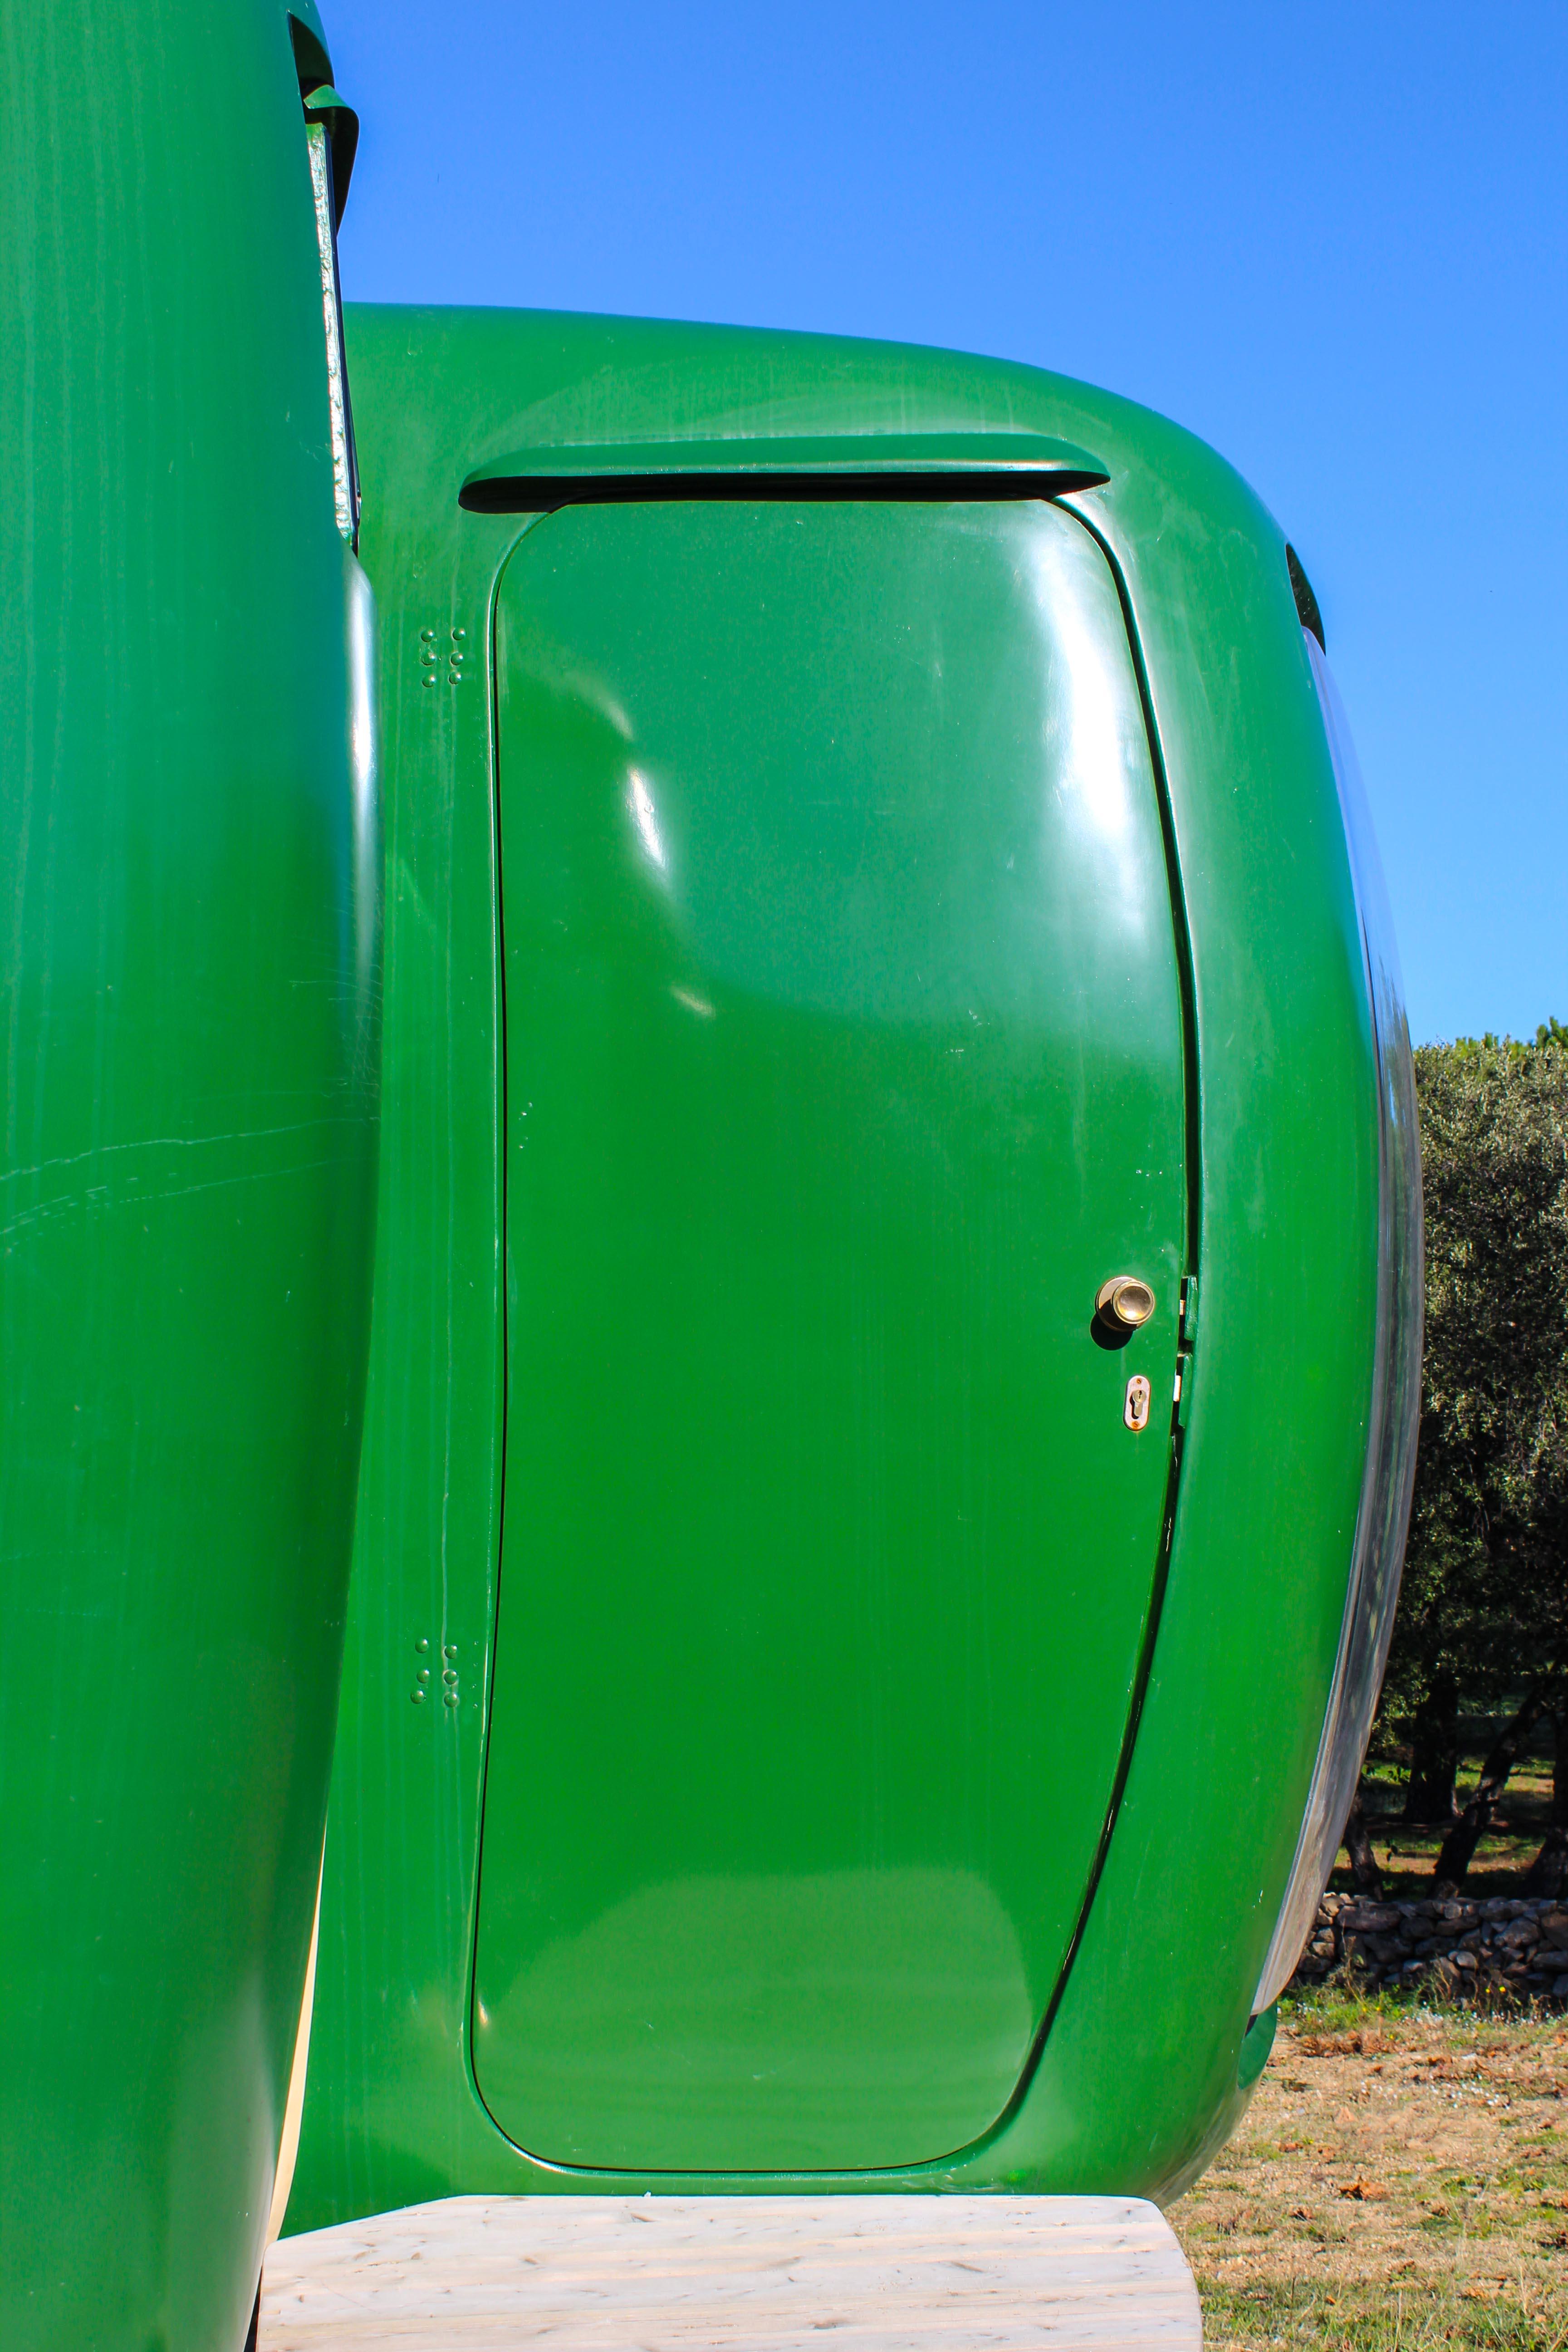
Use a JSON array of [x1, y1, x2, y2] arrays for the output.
[[474, 496, 1185, 2173]]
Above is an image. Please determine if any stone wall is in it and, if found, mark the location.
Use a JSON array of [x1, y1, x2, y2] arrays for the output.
[[1289, 1890, 1568, 2002]]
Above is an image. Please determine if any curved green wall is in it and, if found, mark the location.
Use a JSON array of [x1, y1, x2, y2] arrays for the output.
[[287, 304, 1372, 2226], [0, 7, 379, 2346]]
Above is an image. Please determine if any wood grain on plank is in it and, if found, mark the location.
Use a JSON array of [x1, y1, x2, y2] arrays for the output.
[[263, 2194, 1199, 2351]]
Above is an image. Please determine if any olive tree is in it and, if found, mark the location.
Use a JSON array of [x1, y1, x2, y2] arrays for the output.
[[1377, 1024, 1568, 1888]]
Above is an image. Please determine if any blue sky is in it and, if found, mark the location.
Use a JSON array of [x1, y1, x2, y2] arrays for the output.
[[324, 0, 1565, 1046]]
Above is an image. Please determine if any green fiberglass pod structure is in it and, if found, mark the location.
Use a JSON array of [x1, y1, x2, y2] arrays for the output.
[[0, 6, 378, 2349], [284, 304, 1420, 2227]]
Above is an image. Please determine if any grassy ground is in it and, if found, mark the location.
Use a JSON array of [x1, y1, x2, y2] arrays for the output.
[[1171, 1989, 1568, 2352]]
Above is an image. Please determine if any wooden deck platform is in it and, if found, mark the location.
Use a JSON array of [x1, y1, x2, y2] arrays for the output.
[[262, 2194, 1200, 2351]]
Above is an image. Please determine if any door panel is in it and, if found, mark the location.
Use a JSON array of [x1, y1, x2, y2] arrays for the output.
[[474, 498, 1185, 2172]]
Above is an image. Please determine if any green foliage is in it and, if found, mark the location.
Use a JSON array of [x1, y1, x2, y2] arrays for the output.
[[1381, 1029, 1568, 1753]]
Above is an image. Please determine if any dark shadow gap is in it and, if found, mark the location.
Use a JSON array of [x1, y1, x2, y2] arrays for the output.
[[460, 468, 1109, 514]]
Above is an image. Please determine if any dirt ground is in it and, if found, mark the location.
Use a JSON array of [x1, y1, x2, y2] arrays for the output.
[[1171, 1996, 1568, 2352]]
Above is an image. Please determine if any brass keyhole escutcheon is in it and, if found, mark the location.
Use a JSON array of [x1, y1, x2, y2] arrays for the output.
[[1124, 1375, 1152, 1431]]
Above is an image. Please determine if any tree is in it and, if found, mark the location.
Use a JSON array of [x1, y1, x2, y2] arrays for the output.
[[1522, 1707, 1567, 1895], [1377, 1029, 1568, 1881]]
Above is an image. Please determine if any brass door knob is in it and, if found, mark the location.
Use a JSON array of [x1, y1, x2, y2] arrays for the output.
[[1096, 1275, 1156, 1331]]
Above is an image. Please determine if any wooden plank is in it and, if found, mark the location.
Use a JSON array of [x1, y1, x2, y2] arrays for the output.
[[263, 2194, 1200, 2351]]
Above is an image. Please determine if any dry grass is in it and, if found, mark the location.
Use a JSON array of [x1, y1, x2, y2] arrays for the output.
[[1171, 1992, 1568, 2352]]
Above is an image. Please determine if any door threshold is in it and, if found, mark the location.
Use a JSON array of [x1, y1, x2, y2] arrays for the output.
[[265, 2190, 1200, 2349]]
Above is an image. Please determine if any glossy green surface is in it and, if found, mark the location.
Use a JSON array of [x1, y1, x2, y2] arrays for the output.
[[289, 304, 1376, 2226], [0, 6, 378, 2347], [1238, 2005, 1279, 2093], [475, 498, 1184, 2170]]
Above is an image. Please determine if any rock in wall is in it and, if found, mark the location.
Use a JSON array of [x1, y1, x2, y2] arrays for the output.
[[1290, 1892, 1568, 2002]]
